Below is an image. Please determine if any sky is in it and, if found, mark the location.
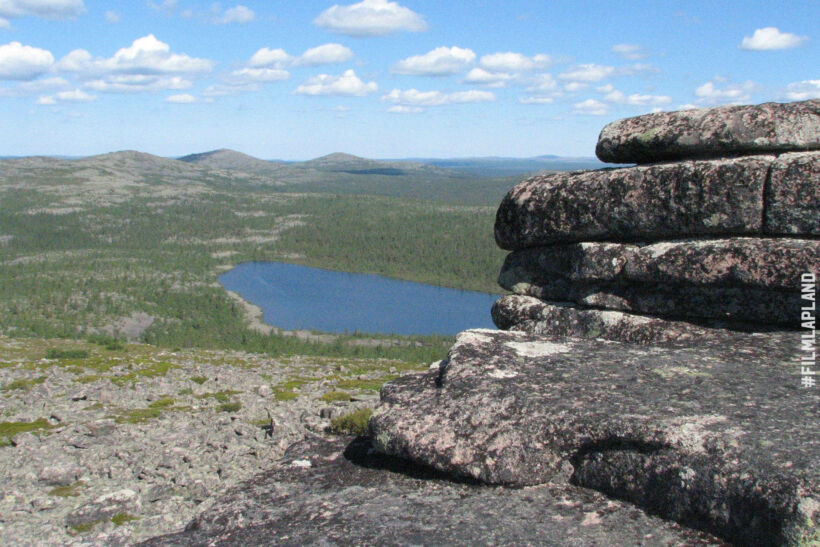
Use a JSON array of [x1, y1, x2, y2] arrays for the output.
[[0, 0, 817, 160]]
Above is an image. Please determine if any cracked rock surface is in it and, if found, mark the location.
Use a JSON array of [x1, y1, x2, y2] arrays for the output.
[[141, 435, 723, 546], [369, 328, 819, 545], [595, 99, 820, 164]]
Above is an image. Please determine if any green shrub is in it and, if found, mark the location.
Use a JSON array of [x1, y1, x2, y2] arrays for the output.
[[319, 390, 352, 403], [217, 402, 241, 413], [46, 349, 89, 359], [330, 408, 372, 436]]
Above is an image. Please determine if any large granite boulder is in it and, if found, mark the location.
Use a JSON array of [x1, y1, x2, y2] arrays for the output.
[[491, 294, 758, 344], [595, 99, 820, 164], [139, 435, 722, 546], [495, 156, 771, 249], [766, 151, 820, 235], [498, 238, 818, 291], [495, 152, 819, 249], [370, 329, 819, 545]]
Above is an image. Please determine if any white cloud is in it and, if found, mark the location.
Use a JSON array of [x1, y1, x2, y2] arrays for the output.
[[611, 44, 648, 60], [479, 52, 551, 72], [694, 80, 755, 105], [55, 88, 94, 102], [392, 46, 475, 76], [558, 63, 615, 82], [248, 47, 293, 68], [784, 79, 820, 101], [297, 43, 353, 66], [388, 105, 422, 113], [462, 67, 512, 87], [226, 67, 289, 85], [573, 98, 608, 115], [0, 18, 9, 28], [0, 0, 84, 20], [0, 41, 53, 80], [314, 0, 427, 37], [55, 35, 213, 77], [35, 94, 55, 104], [525, 73, 558, 92], [83, 74, 192, 93], [104, 10, 119, 23], [294, 69, 377, 96], [603, 88, 671, 106], [740, 27, 808, 50], [166, 93, 196, 103], [519, 96, 554, 105], [564, 81, 588, 92], [213, 5, 255, 25], [382, 88, 495, 106]]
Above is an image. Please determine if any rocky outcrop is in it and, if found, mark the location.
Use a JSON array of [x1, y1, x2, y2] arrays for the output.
[[370, 329, 819, 545], [369, 100, 820, 546], [141, 435, 723, 546], [595, 99, 820, 163], [495, 101, 819, 334]]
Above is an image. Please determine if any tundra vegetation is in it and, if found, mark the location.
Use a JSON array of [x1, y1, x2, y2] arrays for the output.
[[0, 152, 511, 364]]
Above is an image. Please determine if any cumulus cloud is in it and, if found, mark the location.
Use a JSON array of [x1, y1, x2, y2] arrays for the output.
[[573, 98, 608, 115], [213, 5, 255, 25], [104, 10, 120, 23], [314, 0, 427, 37], [0, 41, 53, 80], [166, 93, 196, 103], [603, 88, 671, 106], [55, 35, 214, 77], [225, 67, 289, 85], [479, 52, 551, 72], [784, 79, 820, 101], [388, 105, 422, 113], [294, 69, 377, 96], [382, 88, 494, 107], [392, 46, 475, 76], [462, 67, 512, 87], [248, 47, 293, 68], [519, 96, 555, 105], [558, 63, 616, 82], [611, 44, 648, 60], [0, 0, 84, 20], [36, 88, 95, 104], [740, 27, 808, 50], [84, 74, 193, 94], [694, 80, 755, 105], [297, 43, 353, 66]]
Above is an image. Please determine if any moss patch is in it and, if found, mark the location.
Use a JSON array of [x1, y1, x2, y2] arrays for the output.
[[319, 390, 352, 403], [111, 512, 139, 526], [0, 418, 54, 443], [1, 376, 46, 391], [48, 481, 84, 498]]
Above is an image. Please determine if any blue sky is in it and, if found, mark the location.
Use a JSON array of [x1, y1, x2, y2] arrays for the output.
[[0, 0, 817, 159]]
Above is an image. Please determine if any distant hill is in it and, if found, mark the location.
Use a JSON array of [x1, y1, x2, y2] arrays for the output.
[[179, 149, 286, 175]]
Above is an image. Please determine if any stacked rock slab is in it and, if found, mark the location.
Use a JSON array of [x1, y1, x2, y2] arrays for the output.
[[370, 100, 819, 546], [494, 99, 819, 342]]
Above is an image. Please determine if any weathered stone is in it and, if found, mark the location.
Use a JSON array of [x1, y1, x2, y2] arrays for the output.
[[499, 273, 798, 326], [140, 435, 723, 546], [370, 329, 819, 545], [495, 156, 771, 249], [596, 99, 820, 164], [491, 294, 753, 344], [765, 151, 820, 235], [65, 488, 141, 527], [499, 238, 818, 291]]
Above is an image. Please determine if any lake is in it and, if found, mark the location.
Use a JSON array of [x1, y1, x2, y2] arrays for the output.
[[218, 262, 500, 336]]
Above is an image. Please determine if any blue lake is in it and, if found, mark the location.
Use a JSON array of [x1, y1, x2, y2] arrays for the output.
[[218, 262, 500, 336]]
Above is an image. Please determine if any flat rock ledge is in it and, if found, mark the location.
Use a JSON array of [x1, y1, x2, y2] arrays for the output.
[[495, 152, 819, 250], [369, 329, 819, 545], [491, 294, 766, 345], [141, 435, 723, 546], [595, 99, 820, 164]]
